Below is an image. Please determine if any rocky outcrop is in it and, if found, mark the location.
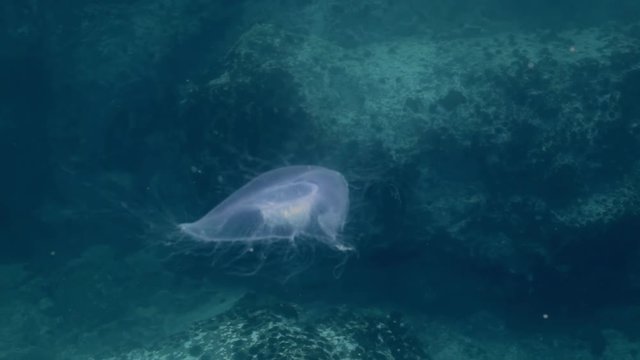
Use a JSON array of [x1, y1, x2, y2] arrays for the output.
[[179, 22, 640, 305], [98, 293, 430, 360]]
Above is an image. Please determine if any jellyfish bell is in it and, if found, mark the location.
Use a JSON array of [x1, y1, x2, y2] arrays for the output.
[[174, 165, 352, 278]]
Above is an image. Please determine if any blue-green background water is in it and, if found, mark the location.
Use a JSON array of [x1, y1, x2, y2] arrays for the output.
[[2, 1, 640, 359]]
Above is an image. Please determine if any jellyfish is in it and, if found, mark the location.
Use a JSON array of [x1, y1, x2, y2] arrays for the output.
[[176, 165, 352, 277]]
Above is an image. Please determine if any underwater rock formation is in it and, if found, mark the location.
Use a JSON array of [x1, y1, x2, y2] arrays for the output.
[[184, 22, 640, 282], [98, 293, 430, 360]]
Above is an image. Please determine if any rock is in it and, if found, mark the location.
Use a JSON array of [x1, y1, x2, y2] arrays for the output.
[[97, 293, 430, 360]]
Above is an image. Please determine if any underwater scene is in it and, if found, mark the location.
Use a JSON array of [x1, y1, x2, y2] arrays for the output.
[[2, 0, 640, 359]]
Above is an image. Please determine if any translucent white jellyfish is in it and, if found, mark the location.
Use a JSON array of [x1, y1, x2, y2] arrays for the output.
[[176, 165, 352, 277]]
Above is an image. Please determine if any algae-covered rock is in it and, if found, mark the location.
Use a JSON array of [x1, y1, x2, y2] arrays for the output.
[[185, 22, 640, 273], [97, 293, 430, 360]]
